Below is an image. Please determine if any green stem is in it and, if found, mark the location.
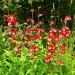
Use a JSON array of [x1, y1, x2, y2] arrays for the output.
[[38, 8, 39, 22]]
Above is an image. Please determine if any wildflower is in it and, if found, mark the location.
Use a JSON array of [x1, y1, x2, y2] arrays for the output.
[[62, 26, 69, 31], [16, 45, 22, 54], [7, 14, 16, 25], [50, 21, 56, 25], [38, 14, 43, 17], [8, 37, 18, 41], [44, 56, 54, 63], [48, 44, 56, 53], [11, 28, 17, 36], [29, 45, 40, 52], [27, 18, 35, 23], [23, 27, 44, 40], [61, 45, 67, 53], [47, 35, 52, 42], [64, 16, 72, 21], [50, 27, 57, 33], [46, 51, 52, 56], [53, 35, 59, 43], [49, 31, 56, 38]]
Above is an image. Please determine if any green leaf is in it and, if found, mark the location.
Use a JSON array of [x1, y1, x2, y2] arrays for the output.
[[0, 68, 4, 75], [35, 0, 44, 3], [28, 0, 32, 5]]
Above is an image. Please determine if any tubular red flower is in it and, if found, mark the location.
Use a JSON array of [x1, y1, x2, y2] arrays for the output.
[[8, 37, 18, 41], [27, 18, 35, 23], [64, 16, 72, 21], [50, 27, 57, 33], [62, 26, 69, 31], [7, 14, 16, 25], [46, 51, 52, 57], [23, 26, 44, 41], [47, 35, 52, 42], [17, 45, 22, 51], [44, 56, 54, 63], [11, 28, 17, 36], [49, 31, 56, 38], [53, 35, 59, 42], [16, 45, 22, 55], [48, 44, 56, 53], [50, 21, 56, 25], [61, 45, 67, 53], [29, 45, 40, 52]]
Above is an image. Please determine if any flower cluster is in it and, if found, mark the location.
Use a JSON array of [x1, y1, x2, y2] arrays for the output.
[[29, 45, 40, 52], [23, 26, 44, 45], [47, 27, 59, 43], [44, 26, 70, 64], [6, 14, 16, 26], [59, 26, 70, 38], [44, 44, 56, 63], [16, 45, 22, 55], [64, 16, 72, 21], [5, 14, 71, 64]]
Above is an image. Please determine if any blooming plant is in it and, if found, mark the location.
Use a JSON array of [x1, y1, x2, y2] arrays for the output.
[[0, 5, 75, 75]]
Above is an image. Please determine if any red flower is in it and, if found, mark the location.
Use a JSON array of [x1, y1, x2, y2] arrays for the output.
[[16, 45, 22, 54], [29, 45, 40, 52], [17, 45, 22, 51], [64, 16, 72, 21], [37, 28, 44, 36], [29, 46, 34, 52], [61, 45, 67, 53], [34, 46, 40, 52], [31, 35, 42, 40], [62, 26, 69, 31], [50, 21, 56, 25], [47, 35, 52, 42], [8, 37, 18, 41], [11, 28, 17, 36], [59, 31, 65, 38], [50, 27, 57, 33], [48, 44, 56, 53], [27, 18, 35, 23], [7, 14, 16, 25], [59, 30, 70, 38], [65, 31, 70, 37], [53, 35, 59, 43], [46, 51, 52, 57], [49, 31, 56, 38], [25, 37, 31, 45], [44, 56, 54, 63], [23, 27, 44, 41]]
